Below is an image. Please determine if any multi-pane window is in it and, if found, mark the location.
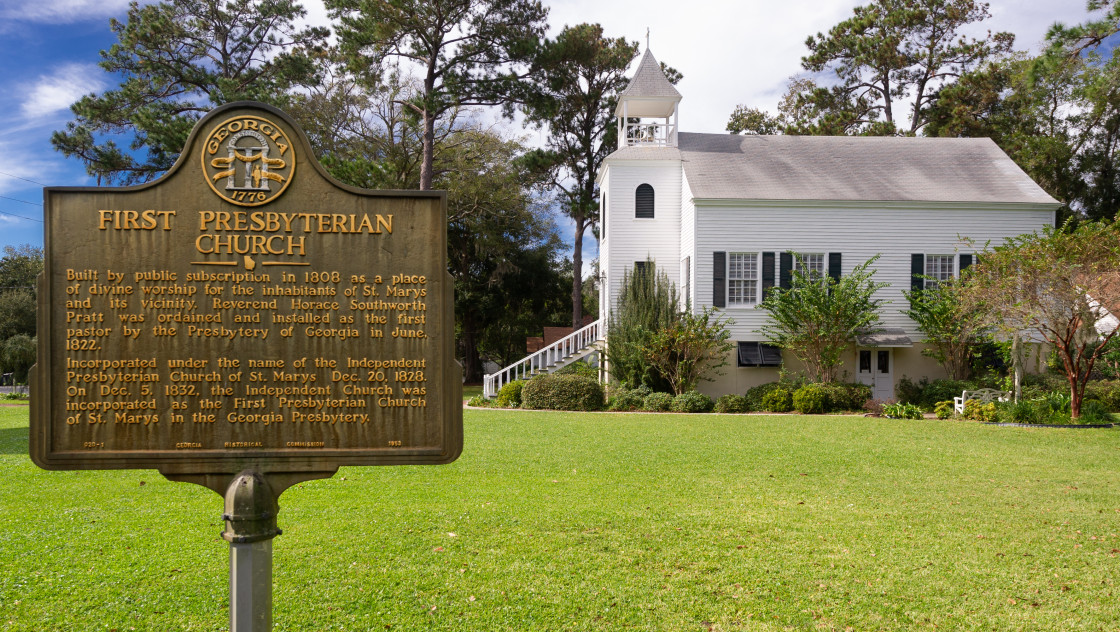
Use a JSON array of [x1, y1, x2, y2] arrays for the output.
[[794, 253, 824, 279], [728, 253, 758, 305], [925, 254, 954, 288]]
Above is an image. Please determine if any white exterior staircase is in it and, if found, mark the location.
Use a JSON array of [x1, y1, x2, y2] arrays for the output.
[[483, 319, 604, 397]]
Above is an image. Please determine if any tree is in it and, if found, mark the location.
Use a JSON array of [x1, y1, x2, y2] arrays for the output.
[[327, 0, 548, 190], [731, 0, 1012, 136], [2, 335, 36, 385], [925, 54, 1084, 222], [440, 128, 565, 382], [926, 2, 1120, 222], [642, 308, 733, 395], [903, 275, 988, 379], [0, 245, 42, 343], [961, 220, 1120, 418], [606, 261, 679, 390], [52, 0, 327, 185], [760, 256, 888, 383], [521, 24, 638, 328]]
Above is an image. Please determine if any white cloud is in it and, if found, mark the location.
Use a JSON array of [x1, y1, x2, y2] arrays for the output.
[[21, 63, 104, 121], [546, 0, 1091, 133], [0, 141, 53, 195], [0, 0, 135, 23]]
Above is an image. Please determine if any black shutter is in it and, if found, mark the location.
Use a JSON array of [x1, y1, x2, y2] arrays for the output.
[[959, 253, 972, 273], [779, 252, 793, 289], [713, 252, 726, 308], [828, 252, 842, 283], [762, 252, 775, 293], [911, 254, 925, 292], [635, 184, 654, 218]]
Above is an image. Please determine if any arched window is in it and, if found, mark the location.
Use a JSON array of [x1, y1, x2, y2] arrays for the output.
[[635, 184, 654, 218]]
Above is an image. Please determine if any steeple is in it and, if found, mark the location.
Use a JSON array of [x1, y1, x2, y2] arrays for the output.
[[616, 47, 682, 148]]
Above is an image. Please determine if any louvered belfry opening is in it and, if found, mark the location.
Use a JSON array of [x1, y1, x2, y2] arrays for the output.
[[635, 184, 654, 218]]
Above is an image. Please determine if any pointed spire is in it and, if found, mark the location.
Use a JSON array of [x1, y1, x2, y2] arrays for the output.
[[619, 48, 681, 100]]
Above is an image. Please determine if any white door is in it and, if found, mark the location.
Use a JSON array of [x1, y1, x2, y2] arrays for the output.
[[856, 348, 894, 401]]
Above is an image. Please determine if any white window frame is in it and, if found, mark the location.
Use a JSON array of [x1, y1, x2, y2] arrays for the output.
[[794, 253, 825, 280], [925, 254, 955, 289], [728, 252, 759, 306]]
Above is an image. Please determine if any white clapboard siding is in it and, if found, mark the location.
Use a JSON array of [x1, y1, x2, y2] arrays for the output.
[[693, 202, 1054, 340], [603, 161, 683, 313], [679, 170, 696, 312]]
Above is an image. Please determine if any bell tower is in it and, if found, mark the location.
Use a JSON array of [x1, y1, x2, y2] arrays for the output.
[[616, 48, 682, 149]]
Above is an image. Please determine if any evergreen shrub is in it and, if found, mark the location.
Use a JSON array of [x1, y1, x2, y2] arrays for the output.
[[714, 394, 750, 413], [495, 379, 527, 408], [670, 391, 714, 413], [607, 385, 648, 411], [792, 384, 828, 414], [643, 391, 674, 412], [934, 400, 954, 419], [760, 387, 793, 412], [818, 382, 872, 411], [522, 374, 604, 411]]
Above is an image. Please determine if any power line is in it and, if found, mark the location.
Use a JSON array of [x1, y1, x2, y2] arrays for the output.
[[0, 213, 44, 224], [0, 195, 41, 208], [0, 170, 48, 187]]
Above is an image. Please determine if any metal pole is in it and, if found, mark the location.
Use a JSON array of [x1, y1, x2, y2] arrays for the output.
[[222, 470, 281, 632]]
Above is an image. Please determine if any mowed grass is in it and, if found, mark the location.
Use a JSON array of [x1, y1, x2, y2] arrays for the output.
[[1, 407, 1118, 631]]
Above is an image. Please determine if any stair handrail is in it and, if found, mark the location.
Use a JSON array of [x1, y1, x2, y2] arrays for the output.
[[483, 319, 603, 397]]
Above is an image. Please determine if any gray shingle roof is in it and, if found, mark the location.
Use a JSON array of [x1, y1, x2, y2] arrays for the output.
[[675, 133, 1059, 205], [619, 49, 682, 99]]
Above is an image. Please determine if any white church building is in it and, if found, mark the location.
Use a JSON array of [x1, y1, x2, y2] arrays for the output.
[[485, 49, 1059, 400]]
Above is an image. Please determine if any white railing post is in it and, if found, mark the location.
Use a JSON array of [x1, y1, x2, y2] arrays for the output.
[[481, 319, 604, 398]]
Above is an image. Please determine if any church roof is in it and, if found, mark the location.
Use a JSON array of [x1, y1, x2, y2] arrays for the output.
[[619, 49, 682, 100], [675, 133, 1059, 206]]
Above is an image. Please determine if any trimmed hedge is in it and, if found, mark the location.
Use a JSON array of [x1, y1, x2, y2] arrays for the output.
[[760, 387, 793, 413], [671, 391, 714, 413], [495, 379, 527, 408], [792, 384, 828, 414], [643, 391, 674, 412], [608, 386, 648, 411], [714, 394, 750, 413], [522, 374, 605, 411]]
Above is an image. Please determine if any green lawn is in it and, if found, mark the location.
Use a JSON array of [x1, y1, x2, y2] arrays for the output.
[[1, 407, 1118, 631]]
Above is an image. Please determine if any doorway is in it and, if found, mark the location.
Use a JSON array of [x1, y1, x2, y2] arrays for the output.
[[856, 348, 894, 401]]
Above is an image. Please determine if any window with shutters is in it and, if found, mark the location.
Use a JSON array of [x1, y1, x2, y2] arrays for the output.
[[635, 184, 654, 218], [794, 253, 824, 279], [924, 254, 954, 289], [728, 252, 758, 305]]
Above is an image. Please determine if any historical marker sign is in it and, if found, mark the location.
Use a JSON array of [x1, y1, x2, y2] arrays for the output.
[[31, 102, 463, 474]]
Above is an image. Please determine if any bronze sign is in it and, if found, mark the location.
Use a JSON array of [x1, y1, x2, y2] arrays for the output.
[[31, 102, 462, 475]]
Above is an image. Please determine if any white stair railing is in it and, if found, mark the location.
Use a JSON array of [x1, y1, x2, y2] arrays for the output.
[[483, 319, 603, 397]]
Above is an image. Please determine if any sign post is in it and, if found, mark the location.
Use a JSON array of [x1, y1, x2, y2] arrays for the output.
[[31, 102, 462, 631]]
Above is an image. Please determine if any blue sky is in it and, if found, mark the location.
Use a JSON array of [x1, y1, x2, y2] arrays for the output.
[[0, 0, 1092, 263]]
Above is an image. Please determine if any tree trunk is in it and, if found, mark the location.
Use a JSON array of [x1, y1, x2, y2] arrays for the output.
[[461, 322, 483, 384], [420, 110, 435, 191], [571, 218, 586, 329], [1011, 334, 1023, 402]]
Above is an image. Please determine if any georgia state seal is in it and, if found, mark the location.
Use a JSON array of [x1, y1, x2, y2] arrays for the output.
[[202, 114, 295, 207]]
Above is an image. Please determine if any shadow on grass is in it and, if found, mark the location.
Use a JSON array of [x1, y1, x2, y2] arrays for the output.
[[0, 426, 28, 454]]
